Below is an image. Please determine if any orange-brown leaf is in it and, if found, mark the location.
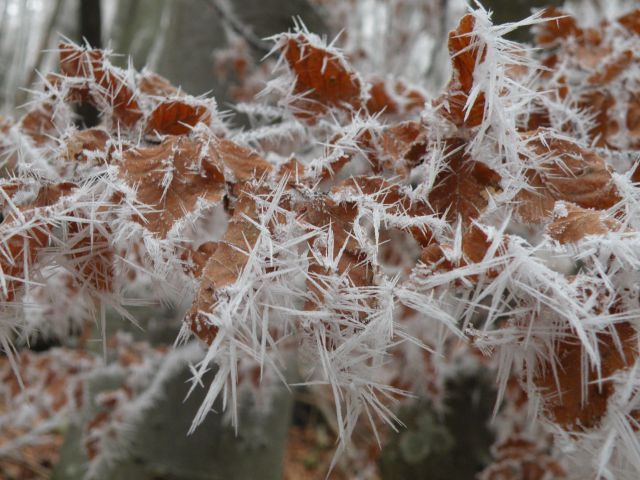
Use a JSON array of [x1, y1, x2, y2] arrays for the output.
[[19, 101, 57, 146], [210, 137, 272, 182], [64, 128, 110, 163], [534, 8, 580, 47], [58, 43, 142, 127], [435, 14, 486, 127], [618, 8, 640, 35], [534, 322, 637, 431], [587, 50, 634, 85], [145, 100, 211, 136], [118, 136, 226, 237], [284, 34, 363, 117], [516, 133, 619, 222], [366, 78, 426, 115], [186, 190, 261, 344], [428, 139, 501, 223], [546, 202, 621, 244]]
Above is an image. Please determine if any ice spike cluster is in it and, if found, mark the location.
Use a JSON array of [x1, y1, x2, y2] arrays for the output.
[[3, 2, 640, 478]]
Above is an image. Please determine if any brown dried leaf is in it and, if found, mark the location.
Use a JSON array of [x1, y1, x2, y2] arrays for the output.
[[181, 241, 218, 278], [627, 91, 640, 141], [580, 90, 619, 147], [283, 34, 363, 118], [547, 202, 621, 244], [210, 137, 272, 182], [435, 14, 486, 128], [67, 223, 114, 293], [0, 182, 78, 300], [534, 322, 637, 431], [19, 101, 57, 146], [0, 216, 50, 301], [517, 133, 619, 222], [366, 78, 426, 115], [587, 49, 634, 85], [58, 43, 142, 127], [419, 223, 504, 280], [428, 139, 501, 223], [118, 136, 225, 237], [276, 158, 306, 181], [365, 120, 428, 174], [186, 190, 261, 344], [305, 250, 373, 313], [0, 349, 94, 478], [34, 182, 77, 207], [302, 196, 360, 253], [64, 128, 110, 163], [333, 175, 434, 246], [137, 71, 181, 98], [534, 8, 580, 47], [145, 100, 211, 136], [480, 436, 565, 480], [618, 8, 640, 35]]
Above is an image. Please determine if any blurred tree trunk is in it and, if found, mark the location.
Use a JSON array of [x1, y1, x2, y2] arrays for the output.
[[80, 0, 102, 47], [482, 0, 564, 41], [107, 0, 326, 101], [78, 0, 102, 127], [52, 357, 294, 480]]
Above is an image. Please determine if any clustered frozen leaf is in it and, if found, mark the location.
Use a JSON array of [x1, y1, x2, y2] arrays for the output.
[[3, 2, 640, 478], [0, 347, 96, 477]]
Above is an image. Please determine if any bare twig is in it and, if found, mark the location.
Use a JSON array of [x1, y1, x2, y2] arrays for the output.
[[200, 0, 271, 55]]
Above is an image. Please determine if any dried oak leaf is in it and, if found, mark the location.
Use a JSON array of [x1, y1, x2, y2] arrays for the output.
[[435, 14, 486, 128], [480, 436, 565, 480], [516, 132, 619, 222], [0, 215, 50, 301], [587, 49, 634, 85], [208, 136, 272, 182], [546, 202, 621, 244], [618, 9, 640, 35], [333, 175, 434, 246], [137, 71, 181, 98], [64, 128, 110, 163], [420, 223, 505, 281], [66, 222, 114, 293], [364, 120, 428, 175], [181, 241, 218, 279], [19, 101, 57, 146], [366, 78, 426, 115], [58, 43, 142, 127], [187, 189, 261, 344], [534, 322, 637, 431], [302, 195, 360, 253], [579, 90, 619, 147], [145, 100, 211, 136], [283, 34, 363, 118], [626, 91, 640, 142], [428, 138, 501, 224], [0, 182, 76, 301], [534, 8, 581, 47], [118, 136, 225, 237], [34, 182, 77, 207]]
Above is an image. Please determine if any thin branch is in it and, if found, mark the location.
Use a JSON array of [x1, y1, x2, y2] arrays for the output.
[[200, 0, 271, 55]]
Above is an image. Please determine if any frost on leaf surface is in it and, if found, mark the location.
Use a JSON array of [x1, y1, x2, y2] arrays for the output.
[[5, 3, 640, 478]]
